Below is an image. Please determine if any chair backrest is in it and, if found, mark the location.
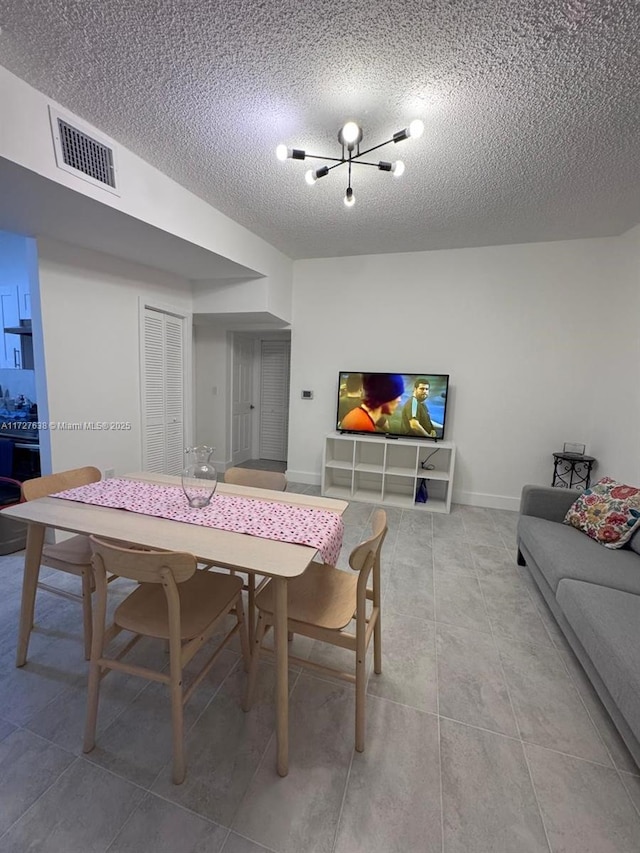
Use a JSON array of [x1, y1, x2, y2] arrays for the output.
[[90, 536, 197, 585], [349, 509, 388, 573], [224, 467, 286, 492], [22, 466, 102, 501], [0, 476, 24, 508]]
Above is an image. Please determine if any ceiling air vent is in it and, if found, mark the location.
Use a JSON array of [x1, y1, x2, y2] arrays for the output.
[[48, 106, 120, 196]]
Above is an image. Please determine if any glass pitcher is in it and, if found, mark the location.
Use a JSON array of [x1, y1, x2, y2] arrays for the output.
[[181, 446, 217, 508]]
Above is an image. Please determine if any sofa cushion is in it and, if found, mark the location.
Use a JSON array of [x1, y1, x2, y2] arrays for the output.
[[556, 579, 640, 745], [564, 477, 640, 549], [518, 515, 640, 595], [630, 531, 640, 557]]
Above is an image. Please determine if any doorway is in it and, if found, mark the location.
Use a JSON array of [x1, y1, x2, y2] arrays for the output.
[[231, 332, 291, 469]]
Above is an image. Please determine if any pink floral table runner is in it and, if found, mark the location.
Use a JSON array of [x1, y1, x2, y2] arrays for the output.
[[53, 478, 344, 565]]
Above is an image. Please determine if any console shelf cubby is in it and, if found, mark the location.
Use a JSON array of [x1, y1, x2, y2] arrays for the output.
[[322, 432, 456, 513]]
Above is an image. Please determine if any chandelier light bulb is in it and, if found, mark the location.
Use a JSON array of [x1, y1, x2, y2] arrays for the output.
[[408, 119, 424, 139], [276, 144, 289, 161], [344, 187, 355, 207], [392, 160, 405, 177], [341, 122, 361, 145], [305, 169, 317, 185]]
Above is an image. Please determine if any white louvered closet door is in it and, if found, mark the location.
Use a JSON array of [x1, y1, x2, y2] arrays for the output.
[[142, 307, 185, 475], [259, 339, 290, 461]]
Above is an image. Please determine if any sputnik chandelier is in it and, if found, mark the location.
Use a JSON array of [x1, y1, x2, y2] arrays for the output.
[[276, 118, 424, 208]]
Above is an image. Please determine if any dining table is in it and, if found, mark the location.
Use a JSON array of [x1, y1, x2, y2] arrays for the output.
[[4, 470, 348, 777]]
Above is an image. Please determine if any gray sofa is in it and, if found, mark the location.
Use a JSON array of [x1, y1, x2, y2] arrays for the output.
[[517, 484, 640, 769]]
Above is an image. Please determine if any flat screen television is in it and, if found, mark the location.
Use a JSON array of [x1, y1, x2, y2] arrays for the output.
[[336, 372, 450, 440]]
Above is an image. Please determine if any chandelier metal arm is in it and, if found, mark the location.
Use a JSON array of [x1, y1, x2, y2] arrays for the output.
[[303, 153, 347, 164], [324, 159, 349, 173], [348, 159, 390, 168], [304, 136, 398, 168], [350, 136, 397, 160], [306, 157, 396, 175]]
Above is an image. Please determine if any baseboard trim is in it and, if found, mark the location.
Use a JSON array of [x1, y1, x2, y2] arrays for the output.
[[286, 470, 321, 486], [453, 489, 520, 511], [287, 473, 520, 511]]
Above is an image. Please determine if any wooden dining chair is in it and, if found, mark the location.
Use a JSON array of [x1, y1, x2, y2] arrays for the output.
[[84, 537, 250, 784], [223, 467, 287, 493], [21, 465, 102, 659], [245, 509, 387, 752], [223, 467, 287, 642], [0, 475, 27, 554]]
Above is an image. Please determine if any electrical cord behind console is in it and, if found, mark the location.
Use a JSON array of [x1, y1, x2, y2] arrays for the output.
[[420, 448, 439, 471]]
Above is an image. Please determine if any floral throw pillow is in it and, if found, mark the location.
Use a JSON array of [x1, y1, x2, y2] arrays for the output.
[[564, 477, 640, 549]]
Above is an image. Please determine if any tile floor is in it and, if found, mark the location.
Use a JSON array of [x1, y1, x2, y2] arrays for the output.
[[1, 495, 640, 852]]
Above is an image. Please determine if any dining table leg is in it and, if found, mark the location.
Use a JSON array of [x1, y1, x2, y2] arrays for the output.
[[273, 576, 289, 777], [16, 522, 45, 667]]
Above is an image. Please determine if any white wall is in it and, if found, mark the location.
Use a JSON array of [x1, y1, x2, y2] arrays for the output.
[[193, 324, 230, 467], [36, 238, 192, 476], [193, 278, 269, 315], [288, 235, 640, 507], [600, 224, 640, 483]]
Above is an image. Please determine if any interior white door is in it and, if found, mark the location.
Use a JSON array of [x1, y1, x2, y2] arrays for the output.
[[232, 335, 254, 465], [142, 307, 185, 475], [259, 339, 290, 461]]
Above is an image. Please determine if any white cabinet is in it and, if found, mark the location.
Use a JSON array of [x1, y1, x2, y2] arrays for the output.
[[322, 432, 456, 513]]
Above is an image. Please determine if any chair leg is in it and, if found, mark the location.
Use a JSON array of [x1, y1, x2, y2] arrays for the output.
[[235, 592, 250, 672], [247, 574, 256, 647], [373, 611, 382, 675], [355, 650, 366, 753], [243, 611, 267, 712], [83, 658, 101, 753], [81, 569, 94, 661], [83, 602, 106, 755], [169, 642, 186, 785]]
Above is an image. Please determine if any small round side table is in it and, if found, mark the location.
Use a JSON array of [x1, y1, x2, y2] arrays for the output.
[[552, 452, 596, 490]]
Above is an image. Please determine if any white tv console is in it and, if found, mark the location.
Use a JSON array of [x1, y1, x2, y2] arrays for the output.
[[322, 432, 456, 514]]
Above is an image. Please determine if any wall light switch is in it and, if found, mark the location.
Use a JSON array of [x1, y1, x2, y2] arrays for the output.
[[301, 390, 313, 400]]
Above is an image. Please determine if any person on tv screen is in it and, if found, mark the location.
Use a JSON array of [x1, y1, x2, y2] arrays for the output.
[[337, 373, 364, 425], [340, 373, 404, 432], [401, 377, 437, 437]]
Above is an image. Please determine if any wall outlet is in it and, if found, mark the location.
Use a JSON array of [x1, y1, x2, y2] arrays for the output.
[[104, 468, 115, 479]]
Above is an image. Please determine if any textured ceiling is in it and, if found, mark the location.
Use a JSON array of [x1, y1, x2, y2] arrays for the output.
[[0, 1, 639, 260]]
